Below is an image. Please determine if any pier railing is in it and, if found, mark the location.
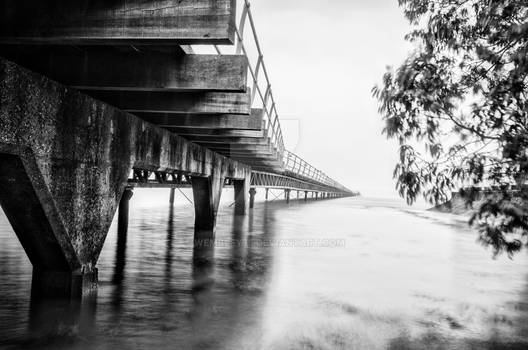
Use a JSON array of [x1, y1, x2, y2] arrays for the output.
[[193, 0, 285, 162], [284, 151, 351, 192], [191, 0, 351, 193]]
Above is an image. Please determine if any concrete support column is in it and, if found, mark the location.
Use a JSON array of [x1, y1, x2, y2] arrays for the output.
[[118, 188, 134, 240], [233, 177, 249, 215], [249, 188, 257, 209], [315, 192, 319, 200], [304, 191, 308, 202], [114, 188, 133, 284], [169, 188, 176, 205], [265, 188, 269, 200], [31, 268, 98, 300], [191, 174, 225, 239], [285, 189, 291, 204]]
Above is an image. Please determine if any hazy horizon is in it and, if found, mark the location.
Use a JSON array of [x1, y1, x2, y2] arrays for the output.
[[250, 0, 413, 198]]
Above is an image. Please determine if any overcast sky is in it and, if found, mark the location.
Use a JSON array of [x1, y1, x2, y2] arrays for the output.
[[248, 0, 413, 197]]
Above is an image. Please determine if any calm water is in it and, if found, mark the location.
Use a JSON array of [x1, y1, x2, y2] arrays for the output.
[[1, 192, 528, 349]]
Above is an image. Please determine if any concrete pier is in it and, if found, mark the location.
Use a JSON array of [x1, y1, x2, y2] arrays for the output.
[[0, 58, 251, 298]]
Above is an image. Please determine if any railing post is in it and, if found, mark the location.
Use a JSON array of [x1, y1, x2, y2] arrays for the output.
[[236, 1, 250, 55]]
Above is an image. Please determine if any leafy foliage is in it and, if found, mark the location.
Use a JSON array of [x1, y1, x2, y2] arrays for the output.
[[373, 0, 528, 256]]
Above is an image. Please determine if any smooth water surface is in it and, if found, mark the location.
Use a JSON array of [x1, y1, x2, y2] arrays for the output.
[[1, 192, 528, 349]]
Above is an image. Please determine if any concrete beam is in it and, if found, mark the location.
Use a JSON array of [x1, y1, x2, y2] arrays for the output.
[[0, 57, 250, 298], [213, 150, 277, 158], [85, 90, 251, 115], [229, 156, 282, 166], [136, 109, 263, 130], [205, 143, 277, 153], [0, 47, 248, 92], [0, 0, 237, 45], [186, 136, 271, 145], [127, 183, 192, 189], [171, 129, 264, 138]]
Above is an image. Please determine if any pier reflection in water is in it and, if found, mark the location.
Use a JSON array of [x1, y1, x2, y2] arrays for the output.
[[1, 191, 528, 349]]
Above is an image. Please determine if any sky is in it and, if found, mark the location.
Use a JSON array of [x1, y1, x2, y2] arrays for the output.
[[247, 0, 413, 198]]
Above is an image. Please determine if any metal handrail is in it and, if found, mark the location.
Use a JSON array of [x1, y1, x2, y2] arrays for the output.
[[284, 151, 351, 192], [192, 0, 350, 193], [210, 0, 285, 160]]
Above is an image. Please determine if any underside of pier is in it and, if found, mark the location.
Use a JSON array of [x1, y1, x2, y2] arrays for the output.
[[0, 58, 251, 298], [0, 0, 353, 301]]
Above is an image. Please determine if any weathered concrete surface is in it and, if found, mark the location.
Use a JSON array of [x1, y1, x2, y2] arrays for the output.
[[0, 58, 251, 295], [186, 136, 271, 145], [191, 175, 223, 236], [164, 129, 264, 138], [85, 90, 252, 115], [137, 109, 263, 131], [0, 47, 248, 92], [206, 143, 277, 153], [192, 167, 248, 234], [118, 188, 134, 240], [233, 177, 250, 215], [0, 0, 237, 45]]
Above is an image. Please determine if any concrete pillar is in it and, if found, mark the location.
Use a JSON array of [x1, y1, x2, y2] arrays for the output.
[[0, 153, 107, 300], [315, 192, 319, 200], [29, 287, 97, 336], [304, 191, 308, 202], [114, 188, 133, 284], [191, 174, 225, 239], [265, 188, 269, 200], [118, 188, 133, 240], [169, 188, 176, 205], [233, 178, 249, 215], [249, 188, 257, 209], [31, 268, 98, 300], [285, 189, 291, 204]]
